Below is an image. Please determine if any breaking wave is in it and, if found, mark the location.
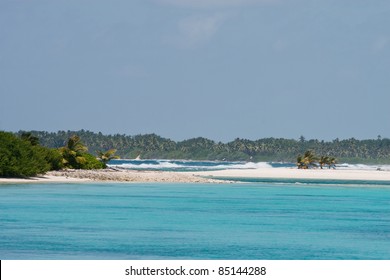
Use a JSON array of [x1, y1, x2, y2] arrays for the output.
[[337, 163, 390, 171], [108, 159, 276, 172], [108, 159, 390, 172]]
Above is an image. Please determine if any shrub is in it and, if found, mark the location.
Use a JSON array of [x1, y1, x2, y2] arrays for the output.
[[59, 135, 104, 169], [0, 132, 50, 177], [79, 153, 105, 169]]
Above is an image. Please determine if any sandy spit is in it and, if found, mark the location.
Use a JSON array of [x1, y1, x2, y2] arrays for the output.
[[0, 169, 224, 184], [1, 168, 390, 184], [195, 168, 390, 181]]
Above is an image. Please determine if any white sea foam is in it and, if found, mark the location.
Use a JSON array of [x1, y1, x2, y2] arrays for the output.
[[113, 162, 182, 169], [108, 160, 273, 171], [228, 162, 273, 169], [109, 159, 390, 172], [337, 163, 390, 171]]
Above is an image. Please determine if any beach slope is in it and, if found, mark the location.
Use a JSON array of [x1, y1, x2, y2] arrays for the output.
[[1, 168, 390, 184], [195, 168, 390, 182]]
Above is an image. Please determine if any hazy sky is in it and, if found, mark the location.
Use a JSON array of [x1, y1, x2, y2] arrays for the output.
[[1, 0, 389, 142]]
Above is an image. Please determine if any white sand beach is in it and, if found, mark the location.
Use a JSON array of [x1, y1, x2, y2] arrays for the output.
[[0, 169, 222, 184], [0, 175, 92, 184], [195, 168, 390, 182], [1, 167, 390, 184]]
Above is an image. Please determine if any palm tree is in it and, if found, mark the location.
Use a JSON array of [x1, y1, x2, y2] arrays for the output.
[[66, 135, 88, 154], [97, 149, 120, 168], [319, 156, 330, 169], [297, 155, 305, 169], [59, 135, 88, 168], [328, 157, 337, 169], [297, 150, 318, 169]]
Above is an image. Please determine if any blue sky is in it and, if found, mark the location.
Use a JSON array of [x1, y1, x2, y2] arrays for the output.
[[1, 0, 389, 142]]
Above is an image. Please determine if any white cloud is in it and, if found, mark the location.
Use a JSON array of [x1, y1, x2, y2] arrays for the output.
[[179, 14, 227, 47], [158, 0, 279, 48], [164, 13, 229, 48]]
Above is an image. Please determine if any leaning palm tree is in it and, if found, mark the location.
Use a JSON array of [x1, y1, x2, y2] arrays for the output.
[[297, 155, 305, 169], [327, 157, 337, 169], [319, 156, 330, 169], [97, 149, 120, 168], [304, 150, 316, 168], [297, 150, 318, 169], [66, 135, 88, 154], [59, 135, 88, 169]]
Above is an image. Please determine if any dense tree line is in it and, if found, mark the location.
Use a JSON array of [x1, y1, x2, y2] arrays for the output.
[[0, 132, 105, 178], [17, 130, 390, 163], [0, 132, 62, 177]]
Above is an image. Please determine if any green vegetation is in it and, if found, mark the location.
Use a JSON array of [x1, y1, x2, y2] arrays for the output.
[[2, 129, 390, 177], [0, 132, 106, 178], [297, 150, 337, 169], [97, 149, 120, 168], [0, 131, 61, 177], [59, 135, 104, 169], [16, 130, 390, 163]]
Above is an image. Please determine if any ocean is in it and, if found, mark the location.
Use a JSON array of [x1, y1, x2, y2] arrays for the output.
[[108, 159, 390, 172], [1, 177, 390, 259], [108, 159, 283, 171]]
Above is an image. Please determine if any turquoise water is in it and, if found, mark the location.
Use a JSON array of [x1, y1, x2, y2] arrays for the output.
[[1, 181, 389, 260]]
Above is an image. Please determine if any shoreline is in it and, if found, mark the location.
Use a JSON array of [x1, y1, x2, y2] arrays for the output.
[[196, 168, 390, 182], [0, 169, 224, 184], [1, 167, 390, 185]]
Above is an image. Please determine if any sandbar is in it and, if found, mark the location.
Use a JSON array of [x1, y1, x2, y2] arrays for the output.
[[195, 168, 390, 182], [1, 167, 390, 184], [0, 169, 222, 184]]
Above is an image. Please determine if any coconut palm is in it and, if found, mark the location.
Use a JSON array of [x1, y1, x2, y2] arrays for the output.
[[66, 135, 88, 154], [59, 135, 88, 169], [297, 150, 318, 169], [296, 155, 305, 169], [319, 156, 330, 169], [328, 157, 337, 169], [97, 149, 120, 167], [304, 150, 318, 168]]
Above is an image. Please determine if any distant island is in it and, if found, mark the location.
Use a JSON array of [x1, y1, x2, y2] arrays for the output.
[[13, 130, 390, 164], [2, 129, 390, 180]]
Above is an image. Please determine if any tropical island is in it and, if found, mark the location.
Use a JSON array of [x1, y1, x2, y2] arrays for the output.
[[12, 130, 390, 163], [0, 131, 222, 183], [1, 130, 390, 182]]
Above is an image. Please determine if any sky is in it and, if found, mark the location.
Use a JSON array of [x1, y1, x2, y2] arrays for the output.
[[0, 0, 389, 142]]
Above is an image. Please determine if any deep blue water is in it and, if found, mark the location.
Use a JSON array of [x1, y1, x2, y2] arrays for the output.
[[1, 181, 389, 260]]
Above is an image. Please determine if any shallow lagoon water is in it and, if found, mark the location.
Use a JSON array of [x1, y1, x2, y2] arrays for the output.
[[1, 181, 389, 259]]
